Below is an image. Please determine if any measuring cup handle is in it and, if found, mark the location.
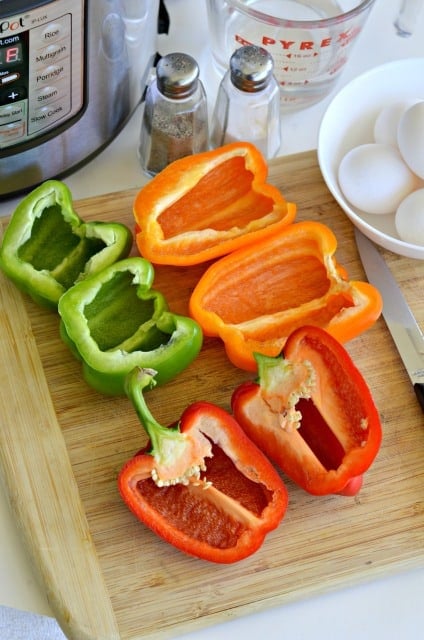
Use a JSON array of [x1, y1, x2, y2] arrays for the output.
[[394, 0, 424, 37]]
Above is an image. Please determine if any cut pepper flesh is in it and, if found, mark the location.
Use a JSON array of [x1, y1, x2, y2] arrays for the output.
[[133, 142, 296, 266], [125, 444, 276, 551], [231, 326, 383, 496], [189, 220, 383, 371], [58, 258, 203, 395], [118, 368, 288, 563], [0, 180, 132, 308], [157, 156, 279, 237]]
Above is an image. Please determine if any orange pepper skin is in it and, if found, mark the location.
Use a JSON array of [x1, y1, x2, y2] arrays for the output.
[[189, 221, 383, 371], [133, 142, 296, 266], [231, 326, 383, 496]]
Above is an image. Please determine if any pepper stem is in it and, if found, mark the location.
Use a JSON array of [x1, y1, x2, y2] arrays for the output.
[[125, 366, 174, 445], [125, 367, 212, 486], [254, 352, 316, 431]]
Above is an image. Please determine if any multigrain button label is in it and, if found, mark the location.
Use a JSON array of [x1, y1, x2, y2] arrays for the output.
[[36, 44, 67, 63]]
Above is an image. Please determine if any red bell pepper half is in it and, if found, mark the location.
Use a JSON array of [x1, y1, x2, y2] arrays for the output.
[[231, 326, 382, 497], [118, 367, 288, 563]]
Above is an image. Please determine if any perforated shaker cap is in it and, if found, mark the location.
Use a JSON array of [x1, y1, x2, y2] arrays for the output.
[[156, 52, 200, 99], [230, 45, 275, 92]]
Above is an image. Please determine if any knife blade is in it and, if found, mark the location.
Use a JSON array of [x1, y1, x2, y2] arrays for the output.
[[354, 228, 424, 412]]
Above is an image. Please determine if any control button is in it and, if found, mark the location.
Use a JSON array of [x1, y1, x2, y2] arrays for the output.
[[35, 85, 60, 105], [30, 14, 71, 59], [28, 97, 70, 134], [39, 21, 70, 45], [0, 73, 20, 86], [0, 120, 26, 146], [0, 102, 25, 123], [34, 64, 66, 86], [35, 42, 69, 65], [0, 85, 27, 104]]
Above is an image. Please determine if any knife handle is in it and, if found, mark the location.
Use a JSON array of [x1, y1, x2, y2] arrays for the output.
[[414, 383, 424, 413]]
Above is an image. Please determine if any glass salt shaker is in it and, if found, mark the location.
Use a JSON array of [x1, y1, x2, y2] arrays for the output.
[[210, 45, 281, 158], [138, 52, 209, 176]]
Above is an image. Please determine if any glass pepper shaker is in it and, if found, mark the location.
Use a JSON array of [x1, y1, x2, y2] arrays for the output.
[[210, 45, 281, 158], [138, 52, 209, 176]]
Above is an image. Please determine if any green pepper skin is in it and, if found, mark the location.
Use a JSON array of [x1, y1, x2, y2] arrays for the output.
[[58, 257, 203, 395], [0, 180, 133, 309]]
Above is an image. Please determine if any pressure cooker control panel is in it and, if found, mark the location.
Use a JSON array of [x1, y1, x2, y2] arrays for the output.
[[0, 0, 84, 150]]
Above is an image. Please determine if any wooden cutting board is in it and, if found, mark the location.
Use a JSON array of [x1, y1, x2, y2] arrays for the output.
[[0, 151, 423, 640]]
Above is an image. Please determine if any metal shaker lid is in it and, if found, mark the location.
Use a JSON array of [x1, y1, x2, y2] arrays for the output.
[[156, 52, 200, 99], [230, 45, 275, 92]]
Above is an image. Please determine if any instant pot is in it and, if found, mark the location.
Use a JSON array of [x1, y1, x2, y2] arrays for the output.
[[0, 0, 163, 197]]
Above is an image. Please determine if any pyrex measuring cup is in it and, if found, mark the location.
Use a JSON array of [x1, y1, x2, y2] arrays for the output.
[[206, 0, 377, 109]]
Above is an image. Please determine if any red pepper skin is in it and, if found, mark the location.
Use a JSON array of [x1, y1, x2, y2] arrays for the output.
[[118, 401, 288, 563], [231, 326, 382, 497]]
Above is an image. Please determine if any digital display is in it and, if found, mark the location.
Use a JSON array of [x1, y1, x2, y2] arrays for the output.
[[0, 43, 23, 67]]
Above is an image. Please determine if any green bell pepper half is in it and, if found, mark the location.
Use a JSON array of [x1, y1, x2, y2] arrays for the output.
[[0, 180, 133, 308], [58, 257, 203, 395]]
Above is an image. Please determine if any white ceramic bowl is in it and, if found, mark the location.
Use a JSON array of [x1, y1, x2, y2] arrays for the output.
[[318, 58, 424, 260]]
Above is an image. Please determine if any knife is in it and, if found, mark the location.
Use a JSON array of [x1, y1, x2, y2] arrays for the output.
[[354, 228, 424, 412]]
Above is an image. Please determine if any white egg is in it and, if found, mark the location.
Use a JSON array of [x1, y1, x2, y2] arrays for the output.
[[338, 143, 420, 215], [373, 99, 421, 147], [398, 101, 424, 179], [395, 188, 424, 245]]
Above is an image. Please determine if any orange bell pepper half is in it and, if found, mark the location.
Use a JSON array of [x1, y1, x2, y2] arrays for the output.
[[189, 221, 383, 371], [133, 141, 296, 266], [231, 326, 383, 496], [118, 368, 288, 563]]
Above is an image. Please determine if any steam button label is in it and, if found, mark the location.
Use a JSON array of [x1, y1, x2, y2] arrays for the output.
[[36, 85, 59, 103]]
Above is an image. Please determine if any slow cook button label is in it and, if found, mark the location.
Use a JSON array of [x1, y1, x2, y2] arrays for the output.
[[28, 96, 71, 135]]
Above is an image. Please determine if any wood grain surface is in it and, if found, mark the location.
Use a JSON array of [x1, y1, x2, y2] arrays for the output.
[[0, 151, 423, 640]]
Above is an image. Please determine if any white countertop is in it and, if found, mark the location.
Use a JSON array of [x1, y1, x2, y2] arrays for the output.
[[1, 1, 424, 638]]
